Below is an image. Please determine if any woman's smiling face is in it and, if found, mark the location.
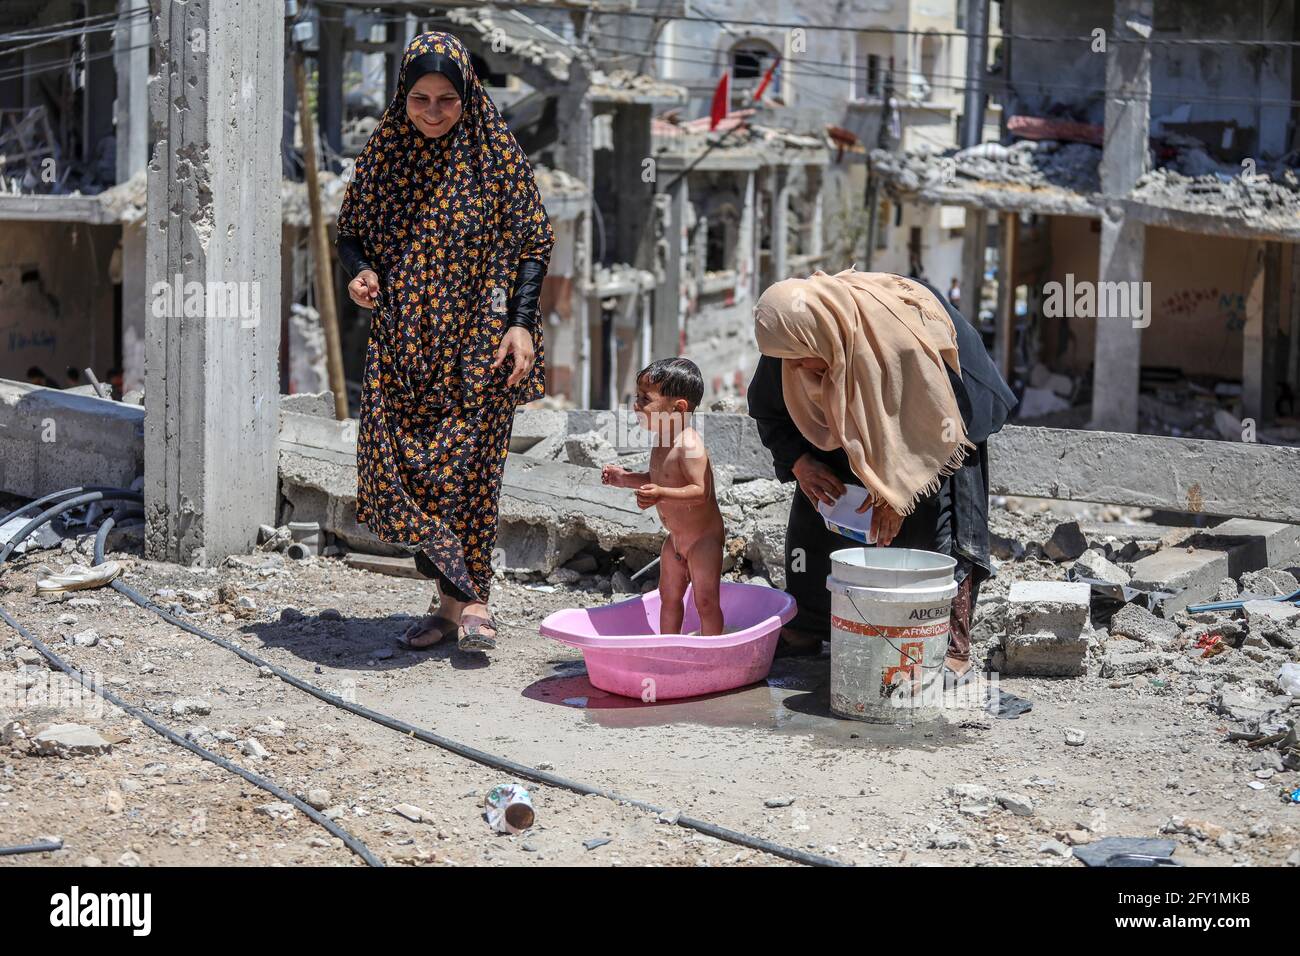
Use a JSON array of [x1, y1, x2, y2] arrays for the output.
[[405, 72, 462, 138]]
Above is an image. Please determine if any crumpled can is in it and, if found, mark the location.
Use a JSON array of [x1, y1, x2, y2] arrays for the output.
[[485, 783, 535, 833]]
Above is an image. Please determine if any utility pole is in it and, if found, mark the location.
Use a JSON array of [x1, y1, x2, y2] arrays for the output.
[[959, 0, 991, 326], [863, 63, 896, 270], [295, 50, 350, 420]]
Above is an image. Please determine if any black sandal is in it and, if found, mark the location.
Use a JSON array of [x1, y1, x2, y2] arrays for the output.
[[457, 612, 499, 652], [403, 615, 459, 649]]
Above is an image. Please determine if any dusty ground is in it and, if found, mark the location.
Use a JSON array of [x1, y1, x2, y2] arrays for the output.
[[1, 524, 1298, 868]]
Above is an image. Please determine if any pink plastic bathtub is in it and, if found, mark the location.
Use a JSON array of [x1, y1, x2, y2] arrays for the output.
[[539, 582, 797, 700]]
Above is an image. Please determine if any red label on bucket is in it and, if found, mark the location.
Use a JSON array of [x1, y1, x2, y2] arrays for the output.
[[829, 616, 949, 639]]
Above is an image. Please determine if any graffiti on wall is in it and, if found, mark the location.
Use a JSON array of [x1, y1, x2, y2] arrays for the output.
[[1158, 288, 1247, 332]]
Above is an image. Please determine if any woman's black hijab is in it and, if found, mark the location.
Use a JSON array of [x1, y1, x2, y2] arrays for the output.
[[336, 32, 554, 408]]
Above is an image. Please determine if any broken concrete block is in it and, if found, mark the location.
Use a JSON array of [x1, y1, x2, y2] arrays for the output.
[[1001, 581, 1092, 677], [1211, 687, 1290, 723], [1108, 603, 1181, 646], [1043, 521, 1088, 562], [1239, 567, 1299, 598], [499, 456, 663, 558], [1074, 548, 1130, 585], [32, 723, 112, 757], [971, 594, 1008, 645], [1099, 649, 1162, 678], [563, 430, 618, 468], [507, 408, 567, 454], [1242, 600, 1300, 626], [1006, 581, 1091, 633], [1129, 520, 1300, 614]]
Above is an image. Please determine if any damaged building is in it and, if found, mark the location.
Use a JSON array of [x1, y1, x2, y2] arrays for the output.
[[871, 0, 1300, 441]]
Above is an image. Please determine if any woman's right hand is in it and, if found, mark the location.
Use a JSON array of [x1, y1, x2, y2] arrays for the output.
[[348, 269, 380, 309], [792, 453, 845, 508]]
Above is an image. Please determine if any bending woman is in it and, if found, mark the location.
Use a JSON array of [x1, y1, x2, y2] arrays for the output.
[[747, 269, 1015, 683], [335, 32, 554, 652]]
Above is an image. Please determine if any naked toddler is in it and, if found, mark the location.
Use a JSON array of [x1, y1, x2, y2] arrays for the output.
[[602, 358, 726, 636]]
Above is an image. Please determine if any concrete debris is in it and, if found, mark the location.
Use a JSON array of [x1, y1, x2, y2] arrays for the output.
[[1017, 386, 1072, 419], [563, 431, 619, 468], [1073, 548, 1131, 586], [1108, 602, 1180, 646], [998, 581, 1093, 677], [32, 724, 112, 757], [1043, 521, 1088, 562], [1239, 568, 1299, 599], [1132, 162, 1300, 234]]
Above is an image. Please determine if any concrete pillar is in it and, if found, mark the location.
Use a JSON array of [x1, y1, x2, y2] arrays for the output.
[[145, 0, 284, 564], [808, 167, 824, 260], [738, 170, 757, 303], [959, 207, 987, 324], [612, 104, 654, 268], [994, 211, 1017, 378], [113, 0, 150, 182], [1244, 242, 1281, 425], [121, 220, 146, 395], [1091, 0, 1152, 433], [316, 2, 345, 172], [385, 14, 417, 96], [653, 175, 688, 362], [771, 165, 790, 283]]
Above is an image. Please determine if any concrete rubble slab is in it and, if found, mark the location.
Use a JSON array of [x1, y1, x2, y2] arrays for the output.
[[0, 380, 143, 499], [1128, 519, 1300, 615]]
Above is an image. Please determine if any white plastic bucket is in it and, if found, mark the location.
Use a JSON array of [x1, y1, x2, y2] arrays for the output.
[[827, 547, 957, 723]]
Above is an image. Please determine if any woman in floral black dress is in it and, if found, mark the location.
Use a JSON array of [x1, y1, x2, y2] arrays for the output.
[[335, 32, 553, 652]]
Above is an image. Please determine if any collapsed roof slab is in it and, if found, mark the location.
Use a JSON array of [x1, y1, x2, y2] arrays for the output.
[[0, 195, 120, 225], [1122, 195, 1300, 244]]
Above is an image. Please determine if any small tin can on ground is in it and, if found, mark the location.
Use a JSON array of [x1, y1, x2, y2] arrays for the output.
[[485, 783, 535, 833]]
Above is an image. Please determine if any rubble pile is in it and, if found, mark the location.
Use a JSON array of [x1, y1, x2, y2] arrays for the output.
[[871, 139, 1102, 196], [977, 510, 1300, 814], [1133, 160, 1300, 225]]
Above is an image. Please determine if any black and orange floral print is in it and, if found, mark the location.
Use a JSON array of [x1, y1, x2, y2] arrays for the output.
[[336, 32, 554, 602]]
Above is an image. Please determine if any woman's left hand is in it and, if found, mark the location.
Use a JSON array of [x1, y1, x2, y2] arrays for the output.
[[493, 326, 535, 387], [860, 498, 903, 546]]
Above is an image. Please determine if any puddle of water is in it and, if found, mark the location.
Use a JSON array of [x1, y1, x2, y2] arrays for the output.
[[523, 657, 974, 751]]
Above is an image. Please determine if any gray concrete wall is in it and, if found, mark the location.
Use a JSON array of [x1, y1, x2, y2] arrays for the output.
[[0, 379, 143, 497]]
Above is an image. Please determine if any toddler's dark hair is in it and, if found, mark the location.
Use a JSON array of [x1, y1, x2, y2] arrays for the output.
[[636, 357, 704, 411]]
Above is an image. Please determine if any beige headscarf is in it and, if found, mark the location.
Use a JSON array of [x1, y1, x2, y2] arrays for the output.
[[753, 268, 974, 516]]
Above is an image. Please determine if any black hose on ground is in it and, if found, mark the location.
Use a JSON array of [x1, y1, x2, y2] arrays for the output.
[[0, 840, 63, 857], [0, 603, 382, 866], [0, 496, 382, 867], [0, 486, 133, 527], [91, 516, 847, 867], [0, 491, 143, 570]]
